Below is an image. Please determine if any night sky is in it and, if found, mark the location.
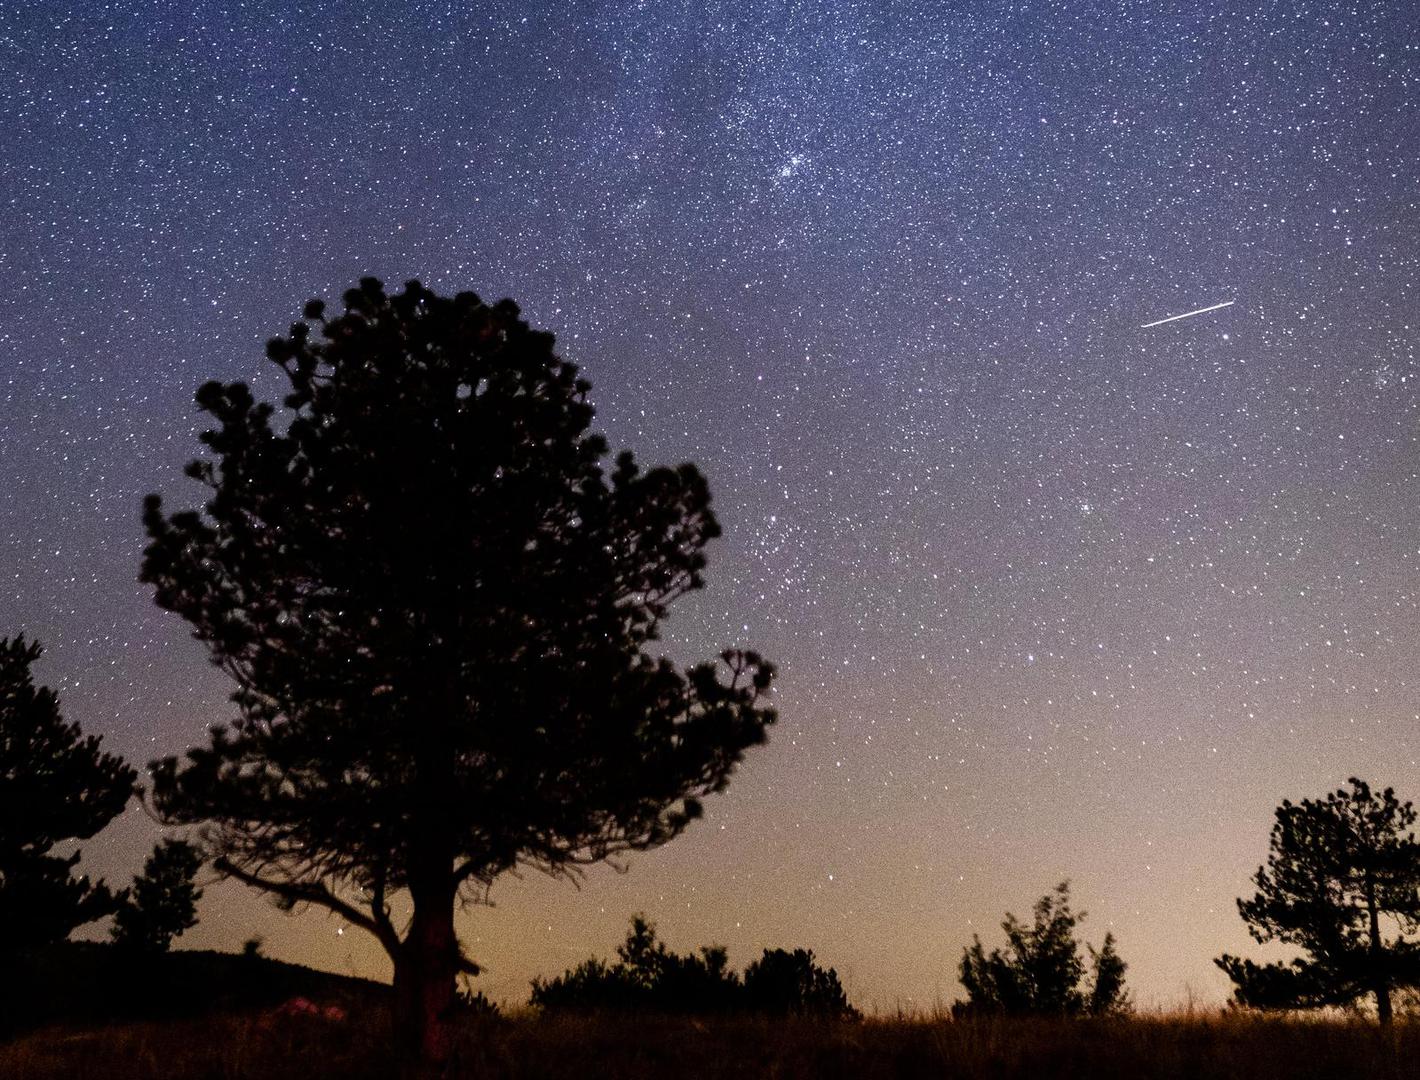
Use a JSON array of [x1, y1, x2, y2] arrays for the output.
[[3, 1, 1418, 1010]]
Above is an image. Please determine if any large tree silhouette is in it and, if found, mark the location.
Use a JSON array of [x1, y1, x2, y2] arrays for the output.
[[142, 278, 776, 1061], [1216, 778, 1420, 1024], [0, 636, 135, 956]]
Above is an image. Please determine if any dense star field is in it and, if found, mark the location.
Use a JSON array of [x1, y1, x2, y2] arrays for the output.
[[1, 1, 1417, 1009]]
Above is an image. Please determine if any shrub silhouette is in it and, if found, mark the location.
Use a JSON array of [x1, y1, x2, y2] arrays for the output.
[[1087, 933, 1129, 1016], [531, 915, 856, 1017], [452, 984, 501, 1018], [531, 915, 740, 1013], [112, 839, 203, 953], [956, 882, 1130, 1016], [743, 947, 858, 1018]]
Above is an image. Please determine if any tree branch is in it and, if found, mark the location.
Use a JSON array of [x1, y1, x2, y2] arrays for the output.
[[370, 863, 395, 944], [215, 857, 402, 959], [452, 859, 488, 888]]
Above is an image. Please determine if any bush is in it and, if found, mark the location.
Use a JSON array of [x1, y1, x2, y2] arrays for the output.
[[453, 985, 501, 1018], [531, 915, 856, 1018], [744, 947, 858, 1018], [531, 915, 741, 1014], [956, 882, 1130, 1017]]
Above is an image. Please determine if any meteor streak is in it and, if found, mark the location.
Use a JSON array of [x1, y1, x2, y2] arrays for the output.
[[1140, 300, 1235, 328]]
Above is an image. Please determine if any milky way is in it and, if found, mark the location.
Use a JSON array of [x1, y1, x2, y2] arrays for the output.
[[2, 1, 1417, 1008]]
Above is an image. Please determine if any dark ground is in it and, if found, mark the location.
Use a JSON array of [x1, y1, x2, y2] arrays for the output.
[[5, 1004, 1420, 1080], [0, 941, 387, 1037]]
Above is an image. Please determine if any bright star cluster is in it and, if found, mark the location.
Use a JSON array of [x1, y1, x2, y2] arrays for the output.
[[1, 1, 1417, 1008]]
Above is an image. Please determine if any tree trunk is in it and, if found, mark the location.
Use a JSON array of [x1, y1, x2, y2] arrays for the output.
[[396, 683, 462, 1067], [1376, 982, 1393, 1027], [1364, 870, 1392, 1026], [393, 882, 459, 1066]]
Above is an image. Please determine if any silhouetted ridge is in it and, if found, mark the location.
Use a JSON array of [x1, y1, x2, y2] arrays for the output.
[[0, 942, 388, 1036]]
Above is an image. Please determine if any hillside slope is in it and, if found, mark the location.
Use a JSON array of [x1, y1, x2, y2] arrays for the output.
[[0, 942, 388, 1035]]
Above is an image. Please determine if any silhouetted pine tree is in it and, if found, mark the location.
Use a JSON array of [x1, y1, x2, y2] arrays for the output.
[[1216, 778, 1420, 1025], [141, 279, 776, 1063], [111, 838, 203, 953], [0, 636, 135, 956], [956, 882, 1129, 1016]]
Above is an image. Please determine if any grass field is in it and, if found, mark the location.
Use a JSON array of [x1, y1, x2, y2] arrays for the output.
[[4, 1008, 1420, 1079]]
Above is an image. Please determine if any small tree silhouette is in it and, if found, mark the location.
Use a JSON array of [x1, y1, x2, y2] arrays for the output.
[[1087, 933, 1130, 1015], [0, 636, 135, 957], [1216, 778, 1420, 1025], [112, 838, 203, 953], [956, 882, 1129, 1016]]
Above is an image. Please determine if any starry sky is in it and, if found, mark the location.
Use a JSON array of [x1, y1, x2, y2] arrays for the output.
[[2, 1, 1418, 1010]]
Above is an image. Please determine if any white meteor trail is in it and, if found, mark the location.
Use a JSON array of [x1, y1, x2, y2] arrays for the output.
[[1140, 300, 1235, 328]]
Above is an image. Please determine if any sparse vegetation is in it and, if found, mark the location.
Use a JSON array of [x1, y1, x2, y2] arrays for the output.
[[530, 914, 856, 1018], [3, 1008, 1419, 1080]]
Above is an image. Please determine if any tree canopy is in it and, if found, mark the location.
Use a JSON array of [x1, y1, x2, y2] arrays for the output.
[[956, 882, 1130, 1017], [141, 278, 776, 1059], [1216, 778, 1420, 1024], [0, 635, 135, 957]]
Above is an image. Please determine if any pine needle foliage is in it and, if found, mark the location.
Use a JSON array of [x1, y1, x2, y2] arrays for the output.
[[112, 839, 204, 953], [140, 278, 776, 1059], [0, 636, 135, 957], [1217, 778, 1420, 1024]]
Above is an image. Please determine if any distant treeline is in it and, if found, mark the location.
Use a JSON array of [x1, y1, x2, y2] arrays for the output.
[[530, 915, 857, 1019]]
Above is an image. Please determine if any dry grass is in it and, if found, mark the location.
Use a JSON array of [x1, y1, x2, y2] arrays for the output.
[[4, 1007, 1420, 1079]]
